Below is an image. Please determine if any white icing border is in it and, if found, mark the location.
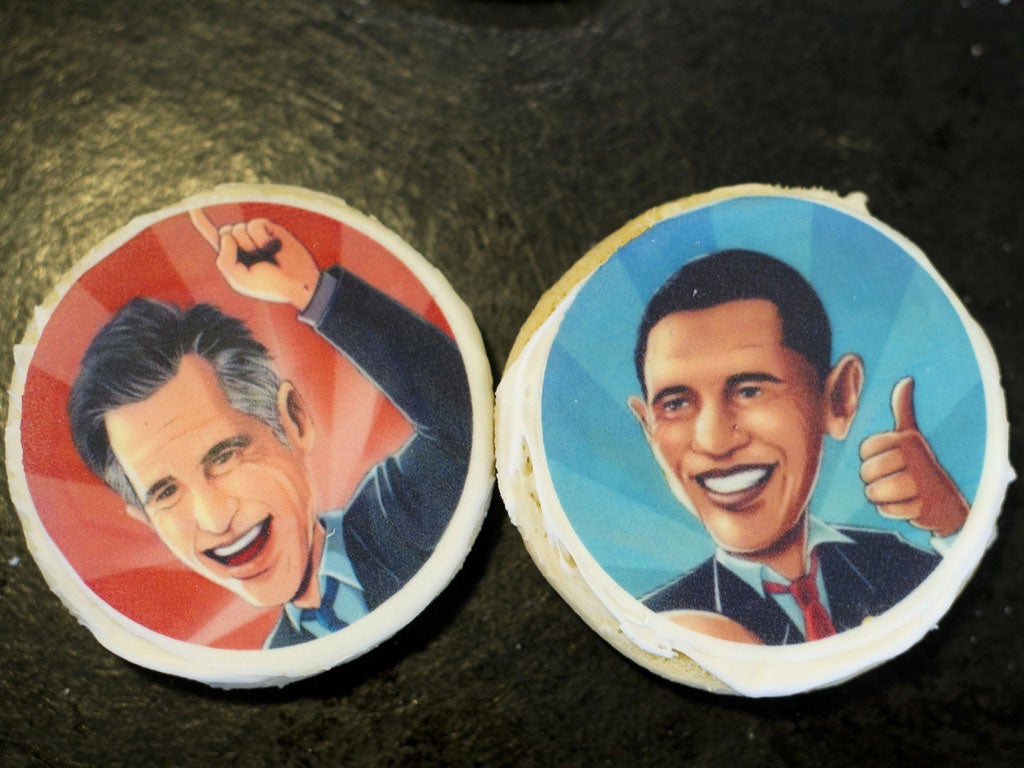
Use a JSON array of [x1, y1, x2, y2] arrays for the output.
[[495, 184, 1012, 697], [6, 184, 495, 687]]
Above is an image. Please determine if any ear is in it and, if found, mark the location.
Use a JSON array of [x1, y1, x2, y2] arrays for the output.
[[277, 381, 315, 454], [124, 503, 152, 527], [822, 353, 864, 440], [627, 395, 652, 436]]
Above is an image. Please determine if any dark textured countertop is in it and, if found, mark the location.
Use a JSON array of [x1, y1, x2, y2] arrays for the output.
[[2, 1, 1021, 765]]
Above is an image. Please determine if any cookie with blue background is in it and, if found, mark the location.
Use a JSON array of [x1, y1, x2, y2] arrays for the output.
[[496, 185, 1012, 696]]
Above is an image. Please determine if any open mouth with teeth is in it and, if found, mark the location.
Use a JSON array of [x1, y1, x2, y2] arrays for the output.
[[204, 518, 271, 568], [694, 464, 776, 509]]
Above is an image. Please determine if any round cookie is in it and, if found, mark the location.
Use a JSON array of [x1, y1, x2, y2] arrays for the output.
[[496, 184, 1012, 696], [7, 184, 494, 687]]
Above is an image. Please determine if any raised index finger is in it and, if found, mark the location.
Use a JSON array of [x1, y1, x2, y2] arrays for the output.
[[188, 208, 220, 251]]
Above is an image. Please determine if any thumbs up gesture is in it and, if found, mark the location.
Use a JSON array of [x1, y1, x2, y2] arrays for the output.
[[859, 378, 969, 537]]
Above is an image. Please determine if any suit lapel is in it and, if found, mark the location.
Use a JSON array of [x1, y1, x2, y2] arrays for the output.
[[817, 542, 878, 633], [712, 560, 801, 645]]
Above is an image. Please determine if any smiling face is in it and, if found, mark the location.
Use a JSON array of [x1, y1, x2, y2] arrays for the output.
[[104, 355, 319, 608], [629, 299, 861, 561]]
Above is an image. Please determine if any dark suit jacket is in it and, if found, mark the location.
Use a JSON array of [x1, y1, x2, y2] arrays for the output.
[[642, 526, 941, 645], [266, 267, 472, 648]]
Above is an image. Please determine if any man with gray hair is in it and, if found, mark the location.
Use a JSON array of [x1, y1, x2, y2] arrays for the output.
[[69, 212, 471, 648]]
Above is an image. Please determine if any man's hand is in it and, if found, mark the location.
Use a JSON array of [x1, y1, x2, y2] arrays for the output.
[[859, 377, 969, 537], [190, 209, 320, 310]]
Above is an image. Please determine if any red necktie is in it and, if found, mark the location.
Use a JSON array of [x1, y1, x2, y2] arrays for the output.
[[763, 552, 836, 641]]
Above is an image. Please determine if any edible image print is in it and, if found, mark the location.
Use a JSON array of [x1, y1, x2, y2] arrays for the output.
[[17, 198, 474, 651], [541, 196, 987, 646]]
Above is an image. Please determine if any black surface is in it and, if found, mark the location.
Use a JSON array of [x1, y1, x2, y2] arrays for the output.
[[2, 1, 1022, 765]]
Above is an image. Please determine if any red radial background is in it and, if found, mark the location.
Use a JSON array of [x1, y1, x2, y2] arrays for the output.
[[19, 202, 454, 650]]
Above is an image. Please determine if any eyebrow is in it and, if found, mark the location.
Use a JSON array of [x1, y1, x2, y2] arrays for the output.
[[201, 436, 251, 468], [726, 372, 783, 388], [650, 373, 783, 408], [651, 385, 693, 407], [143, 477, 175, 506], [141, 436, 252, 505]]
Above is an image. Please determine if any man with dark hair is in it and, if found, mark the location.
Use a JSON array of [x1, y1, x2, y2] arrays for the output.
[[69, 213, 472, 648], [628, 250, 968, 645]]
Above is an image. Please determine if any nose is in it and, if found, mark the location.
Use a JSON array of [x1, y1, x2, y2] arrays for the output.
[[692, 401, 746, 457], [192, 482, 238, 534]]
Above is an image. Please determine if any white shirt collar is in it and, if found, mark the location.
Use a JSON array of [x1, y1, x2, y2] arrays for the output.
[[714, 515, 853, 597]]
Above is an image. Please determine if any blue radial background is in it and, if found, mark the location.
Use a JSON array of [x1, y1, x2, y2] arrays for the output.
[[541, 195, 986, 598]]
